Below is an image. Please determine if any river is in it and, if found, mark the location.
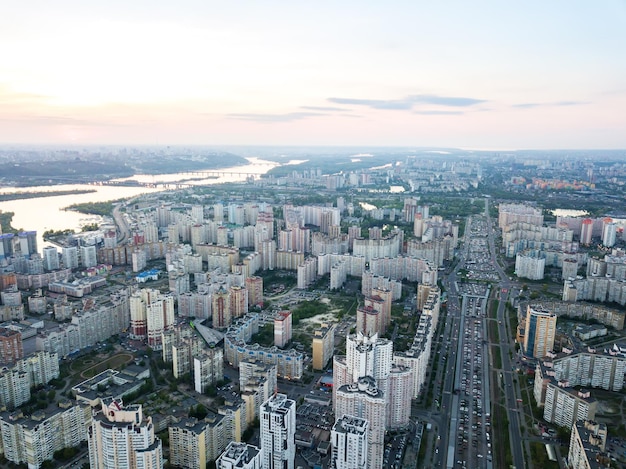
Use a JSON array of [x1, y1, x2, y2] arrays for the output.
[[0, 158, 277, 249]]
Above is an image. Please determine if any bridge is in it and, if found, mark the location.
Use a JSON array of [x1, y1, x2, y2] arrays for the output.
[[177, 170, 260, 178]]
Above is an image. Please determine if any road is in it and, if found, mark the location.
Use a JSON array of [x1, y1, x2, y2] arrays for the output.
[[485, 198, 526, 469], [112, 201, 131, 244]]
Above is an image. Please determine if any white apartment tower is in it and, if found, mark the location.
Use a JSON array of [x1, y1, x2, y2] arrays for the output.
[[335, 377, 386, 469], [216, 441, 263, 469], [260, 393, 296, 469], [129, 288, 175, 349], [331, 415, 368, 469], [147, 292, 175, 350], [194, 348, 224, 394], [62, 245, 79, 269], [523, 306, 557, 359], [88, 398, 163, 469], [42, 245, 59, 271], [80, 244, 98, 268]]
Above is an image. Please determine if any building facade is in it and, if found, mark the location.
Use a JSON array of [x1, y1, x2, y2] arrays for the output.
[[260, 393, 296, 469]]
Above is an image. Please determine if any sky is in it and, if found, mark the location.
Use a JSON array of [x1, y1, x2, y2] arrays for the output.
[[1, 1, 626, 149]]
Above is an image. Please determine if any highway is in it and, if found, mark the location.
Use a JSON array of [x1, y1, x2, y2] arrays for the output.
[[433, 202, 527, 469], [112, 201, 131, 245], [485, 198, 526, 469]]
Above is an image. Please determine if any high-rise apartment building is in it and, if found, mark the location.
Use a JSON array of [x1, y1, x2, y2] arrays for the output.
[[1, 400, 89, 468], [543, 382, 597, 429], [61, 245, 79, 269], [147, 293, 175, 350], [333, 332, 392, 406], [386, 365, 412, 429], [88, 398, 163, 469], [274, 311, 292, 348], [216, 441, 263, 469], [498, 203, 543, 229], [240, 361, 277, 426], [312, 323, 336, 371], [212, 287, 232, 329], [260, 393, 296, 469], [245, 276, 263, 307], [80, 244, 98, 268], [568, 420, 609, 469], [168, 418, 209, 469], [602, 219, 617, 247], [580, 218, 593, 245], [42, 245, 59, 271], [331, 415, 368, 469], [0, 233, 15, 260], [523, 306, 557, 359], [18, 231, 37, 257], [0, 328, 23, 365], [129, 289, 175, 348], [335, 377, 386, 469], [193, 348, 224, 394], [230, 285, 248, 319], [0, 367, 30, 408]]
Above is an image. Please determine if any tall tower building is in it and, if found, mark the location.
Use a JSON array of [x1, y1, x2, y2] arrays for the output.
[[580, 218, 593, 245], [0, 328, 23, 366], [146, 292, 175, 350], [194, 348, 224, 394], [523, 306, 557, 359], [274, 311, 292, 348], [333, 332, 393, 409], [216, 441, 263, 469], [230, 285, 249, 319], [245, 276, 264, 307], [42, 246, 59, 271], [331, 415, 368, 469], [212, 287, 232, 329], [88, 398, 163, 469], [312, 323, 336, 371], [18, 231, 37, 257], [213, 203, 224, 222], [335, 377, 386, 469], [0, 233, 15, 260], [386, 365, 412, 429], [80, 244, 98, 268], [62, 245, 79, 269], [602, 220, 617, 247], [260, 393, 296, 469], [191, 205, 204, 223]]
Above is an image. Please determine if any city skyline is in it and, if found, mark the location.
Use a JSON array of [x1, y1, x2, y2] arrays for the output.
[[1, 1, 625, 149]]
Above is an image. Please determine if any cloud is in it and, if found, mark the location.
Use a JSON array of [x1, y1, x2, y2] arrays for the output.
[[328, 94, 486, 111], [327, 97, 414, 110], [409, 95, 486, 107], [512, 103, 541, 109], [227, 112, 325, 122], [554, 100, 588, 106], [0, 114, 130, 127], [300, 105, 348, 112], [0, 86, 51, 105], [414, 110, 464, 115], [513, 101, 588, 109]]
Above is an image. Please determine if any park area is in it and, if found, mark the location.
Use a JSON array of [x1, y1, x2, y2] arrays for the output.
[[69, 352, 135, 382]]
